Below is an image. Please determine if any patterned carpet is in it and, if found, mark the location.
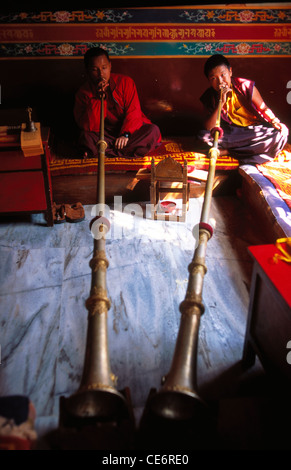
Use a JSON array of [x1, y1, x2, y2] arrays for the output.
[[49, 137, 291, 210], [257, 148, 291, 210], [49, 137, 240, 175]]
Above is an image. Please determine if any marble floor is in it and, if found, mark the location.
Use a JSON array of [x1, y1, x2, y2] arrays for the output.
[[0, 194, 288, 450]]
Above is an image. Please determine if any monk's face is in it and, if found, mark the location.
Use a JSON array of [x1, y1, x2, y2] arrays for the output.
[[208, 64, 232, 92], [87, 54, 112, 88]]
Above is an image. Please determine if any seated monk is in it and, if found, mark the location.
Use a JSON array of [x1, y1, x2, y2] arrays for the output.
[[196, 54, 289, 165], [74, 46, 161, 158]]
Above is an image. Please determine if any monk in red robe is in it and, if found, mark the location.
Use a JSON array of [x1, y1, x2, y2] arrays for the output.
[[74, 47, 161, 158]]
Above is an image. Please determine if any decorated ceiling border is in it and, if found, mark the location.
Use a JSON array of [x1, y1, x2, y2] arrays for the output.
[[0, 4, 290, 58], [1, 6, 290, 24], [1, 42, 290, 58]]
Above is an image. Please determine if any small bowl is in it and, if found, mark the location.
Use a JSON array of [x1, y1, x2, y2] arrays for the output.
[[159, 200, 177, 213]]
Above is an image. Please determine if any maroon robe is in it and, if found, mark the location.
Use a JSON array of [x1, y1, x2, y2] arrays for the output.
[[74, 73, 161, 158], [197, 77, 288, 165]]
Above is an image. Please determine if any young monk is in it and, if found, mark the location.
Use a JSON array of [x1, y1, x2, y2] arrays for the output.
[[74, 47, 161, 158], [197, 54, 289, 164]]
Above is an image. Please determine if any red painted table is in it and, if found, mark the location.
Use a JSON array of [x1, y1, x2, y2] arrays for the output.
[[242, 243, 291, 382], [0, 127, 53, 226]]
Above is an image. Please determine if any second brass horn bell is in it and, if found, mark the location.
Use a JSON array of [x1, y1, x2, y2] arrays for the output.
[[138, 235, 216, 450], [138, 90, 225, 451]]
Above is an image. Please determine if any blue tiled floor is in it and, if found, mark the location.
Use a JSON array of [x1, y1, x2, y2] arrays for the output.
[[0, 195, 273, 449]]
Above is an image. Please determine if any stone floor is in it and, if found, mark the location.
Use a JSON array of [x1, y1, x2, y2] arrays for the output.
[[0, 194, 290, 450]]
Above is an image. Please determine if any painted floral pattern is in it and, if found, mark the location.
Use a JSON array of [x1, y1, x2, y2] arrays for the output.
[[54, 11, 72, 23], [179, 8, 290, 23], [58, 43, 74, 55], [1, 41, 290, 58], [0, 9, 133, 23], [238, 10, 255, 23], [0, 6, 290, 58], [179, 42, 291, 56], [0, 7, 289, 23]]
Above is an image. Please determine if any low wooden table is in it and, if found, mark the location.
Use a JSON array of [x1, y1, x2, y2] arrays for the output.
[[150, 156, 189, 222], [0, 127, 53, 226], [242, 243, 291, 383]]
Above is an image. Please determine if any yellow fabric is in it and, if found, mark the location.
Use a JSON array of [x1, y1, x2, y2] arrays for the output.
[[226, 87, 260, 127], [273, 237, 291, 264]]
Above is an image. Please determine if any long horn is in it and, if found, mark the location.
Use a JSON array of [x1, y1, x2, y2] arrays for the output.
[[55, 91, 134, 449], [138, 88, 224, 450]]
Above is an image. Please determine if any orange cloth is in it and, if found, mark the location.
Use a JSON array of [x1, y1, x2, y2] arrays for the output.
[[226, 86, 261, 127]]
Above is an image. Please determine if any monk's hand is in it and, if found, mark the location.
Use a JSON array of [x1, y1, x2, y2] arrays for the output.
[[272, 119, 289, 138], [279, 123, 289, 139], [219, 84, 231, 105], [280, 123, 289, 137], [115, 135, 129, 149], [96, 79, 109, 99]]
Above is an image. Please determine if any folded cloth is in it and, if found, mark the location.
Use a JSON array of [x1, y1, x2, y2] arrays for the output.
[[65, 202, 85, 223]]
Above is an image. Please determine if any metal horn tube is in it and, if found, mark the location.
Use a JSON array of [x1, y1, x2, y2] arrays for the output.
[[62, 93, 129, 422], [141, 89, 224, 427]]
